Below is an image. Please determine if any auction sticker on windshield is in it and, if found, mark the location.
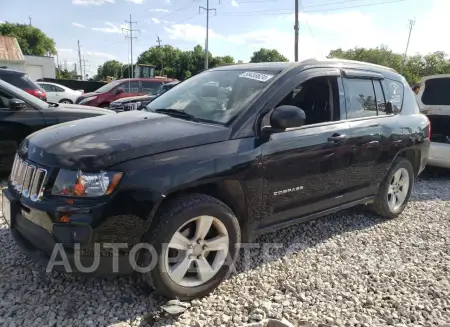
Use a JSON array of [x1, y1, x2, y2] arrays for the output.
[[239, 72, 274, 82]]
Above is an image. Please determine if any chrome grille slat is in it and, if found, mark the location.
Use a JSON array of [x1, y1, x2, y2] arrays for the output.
[[9, 155, 47, 202]]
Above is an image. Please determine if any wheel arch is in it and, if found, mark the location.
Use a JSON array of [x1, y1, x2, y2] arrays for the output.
[[395, 147, 421, 177]]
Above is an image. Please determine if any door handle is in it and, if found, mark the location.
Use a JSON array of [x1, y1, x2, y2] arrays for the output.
[[327, 134, 347, 143]]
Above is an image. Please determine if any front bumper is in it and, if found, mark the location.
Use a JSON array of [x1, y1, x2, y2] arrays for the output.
[[2, 184, 162, 275]]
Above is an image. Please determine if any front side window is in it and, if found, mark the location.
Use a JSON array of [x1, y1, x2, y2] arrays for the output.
[[421, 78, 450, 106], [145, 69, 280, 124], [343, 78, 377, 119]]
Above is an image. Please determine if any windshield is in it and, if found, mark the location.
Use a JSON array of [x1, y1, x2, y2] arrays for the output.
[[145, 70, 279, 124], [94, 80, 122, 93]]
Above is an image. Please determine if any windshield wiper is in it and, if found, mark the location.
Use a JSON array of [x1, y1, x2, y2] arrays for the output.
[[153, 109, 199, 122]]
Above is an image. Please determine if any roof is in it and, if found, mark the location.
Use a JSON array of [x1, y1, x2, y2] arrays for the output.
[[0, 36, 25, 62], [0, 67, 25, 75], [210, 58, 399, 76]]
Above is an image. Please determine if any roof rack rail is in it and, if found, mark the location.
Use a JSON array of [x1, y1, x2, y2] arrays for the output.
[[325, 58, 398, 73]]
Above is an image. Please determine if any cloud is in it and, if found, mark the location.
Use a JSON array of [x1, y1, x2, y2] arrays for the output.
[[165, 24, 222, 44], [85, 51, 116, 60], [165, 0, 171, 4], [57, 48, 74, 53], [125, 0, 144, 3], [151, 18, 161, 24], [231, 0, 239, 7], [72, 22, 86, 28], [150, 8, 169, 12], [72, 0, 114, 5], [92, 22, 126, 33]]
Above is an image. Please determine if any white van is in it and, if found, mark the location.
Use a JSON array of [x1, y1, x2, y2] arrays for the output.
[[416, 74, 450, 168]]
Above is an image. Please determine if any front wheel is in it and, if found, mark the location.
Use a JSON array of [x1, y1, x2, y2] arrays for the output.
[[141, 194, 240, 300], [59, 99, 73, 104], [370, 157, 414, 219]]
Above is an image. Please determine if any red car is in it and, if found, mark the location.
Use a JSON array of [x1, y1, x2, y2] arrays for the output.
[[0, 68, 47, 101], [75, 77, 177, 108]]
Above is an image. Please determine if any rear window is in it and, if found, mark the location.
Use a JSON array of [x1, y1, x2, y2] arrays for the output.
[[422, 78, 450, 106], [0, 72, 37, 89]]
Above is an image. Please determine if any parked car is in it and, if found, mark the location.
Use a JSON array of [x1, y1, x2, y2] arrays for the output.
[[75, 77, 177, 108], [0, 79, 114, 172], [37, 82, 83, 104], [2, 59, 430, 300], [415, 74, 450, 168], [109, 81, 180, 112], [0, 68, 47, 101]]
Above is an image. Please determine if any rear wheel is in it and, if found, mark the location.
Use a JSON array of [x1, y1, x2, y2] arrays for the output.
[[370, 157, 414, 219], [59, 99, 73, 104], [141, 194, 240, 300]]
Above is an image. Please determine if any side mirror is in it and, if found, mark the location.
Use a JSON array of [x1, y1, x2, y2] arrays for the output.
[[270, 105, 306, 129], [9, 98, 26, 111], [115, 88, 124, 95], [386, 101, 394, 114]]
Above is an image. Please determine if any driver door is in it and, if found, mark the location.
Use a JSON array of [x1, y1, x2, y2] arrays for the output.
[[259, 68, 356, 229]]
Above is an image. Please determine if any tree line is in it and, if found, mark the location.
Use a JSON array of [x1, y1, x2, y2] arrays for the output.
[[2, 22, 450, 85]]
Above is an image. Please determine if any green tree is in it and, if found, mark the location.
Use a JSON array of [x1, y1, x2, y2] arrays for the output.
[[327, 45, 450, 85], [250, 48, 288, 63], [56, 68, 77, 80], [96, 60, 124, 80], [0, 22, 56, 56]]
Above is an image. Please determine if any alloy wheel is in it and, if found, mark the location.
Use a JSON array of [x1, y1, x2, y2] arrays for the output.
[[387, 167, 410, 211]]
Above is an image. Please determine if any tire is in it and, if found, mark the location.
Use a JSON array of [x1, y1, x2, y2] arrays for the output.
[[140, 193, 241, 300], [59, 99, 73, 104], [370, 157, 414, 219], [0, 140, 18, 174]]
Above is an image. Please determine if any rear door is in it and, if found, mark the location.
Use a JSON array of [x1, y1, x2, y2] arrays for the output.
[[341, 70, 404, 193]]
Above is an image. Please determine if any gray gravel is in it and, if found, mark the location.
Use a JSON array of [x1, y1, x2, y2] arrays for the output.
[[1, 170, 450, 327]]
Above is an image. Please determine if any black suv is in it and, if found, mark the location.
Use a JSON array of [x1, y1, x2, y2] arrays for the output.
[[0, 68, 47, 101], [2, 59, 430, 300], [0, 79, 114, 172]]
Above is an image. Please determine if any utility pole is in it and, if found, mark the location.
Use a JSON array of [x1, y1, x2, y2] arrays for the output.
[[123, 14, 139, 78], [294, 0, 299, 62], [156, 36, 164, 76], [199, 0, 217, 70], [401, 19, 415, 74], [77, 40, 83, 79], [28, 15, 32, 26], [81, 56, 90, 80]]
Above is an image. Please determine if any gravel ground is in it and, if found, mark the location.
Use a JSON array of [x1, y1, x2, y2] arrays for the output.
[[1, 170, 450, 327]]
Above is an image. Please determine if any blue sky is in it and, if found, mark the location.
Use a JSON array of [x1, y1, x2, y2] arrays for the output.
[[1, 0, 446, 77]]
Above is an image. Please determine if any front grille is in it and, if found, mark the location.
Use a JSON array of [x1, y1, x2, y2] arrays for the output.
[[10, 155, 47, 202]]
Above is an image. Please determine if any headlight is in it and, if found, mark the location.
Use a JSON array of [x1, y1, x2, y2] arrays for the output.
[[52, 169, 123, 197], [79, 96, 97, 104]]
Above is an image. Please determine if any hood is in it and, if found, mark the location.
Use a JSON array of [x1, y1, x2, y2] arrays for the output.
[[112, 95, 156, 103], [22, 111, 231, 170], [78, 91, 99, 98]]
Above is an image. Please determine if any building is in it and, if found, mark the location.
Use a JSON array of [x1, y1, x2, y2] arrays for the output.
[[0, 36, 56, 80]]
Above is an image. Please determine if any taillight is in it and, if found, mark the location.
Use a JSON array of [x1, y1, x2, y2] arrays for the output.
[[25, 89, 47, 100]]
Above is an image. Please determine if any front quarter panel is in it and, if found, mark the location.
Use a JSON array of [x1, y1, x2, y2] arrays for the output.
[[111, 138, 263, 228]]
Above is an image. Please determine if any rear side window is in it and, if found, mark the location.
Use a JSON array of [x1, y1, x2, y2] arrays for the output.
[[55, 85, 65, 92], [385, 79, 404, 112], [40, 84, 56, 92], [0, 73, 36, 89], [422, 78, 450, 106], [119, 81, 140, 93], [343, 78, 377, 119], [142, 81, 162, 93]]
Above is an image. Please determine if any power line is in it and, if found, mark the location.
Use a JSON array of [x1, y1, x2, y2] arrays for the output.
[[122, 14, 140, 78], [157, 36, 164, 76], [199, 0, 218, 70], [217, 0, 407, 16]]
